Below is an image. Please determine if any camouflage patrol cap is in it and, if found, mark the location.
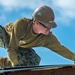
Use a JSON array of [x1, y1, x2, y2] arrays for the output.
[[32, 5, 57, 28]]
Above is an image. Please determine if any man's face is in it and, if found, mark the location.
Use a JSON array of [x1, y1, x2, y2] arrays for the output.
[[33, 21, 51, 35]]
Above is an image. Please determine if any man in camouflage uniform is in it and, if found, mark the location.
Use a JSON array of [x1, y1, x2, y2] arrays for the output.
[[0, 5, 75, 67], [0, 24, 40, 67]]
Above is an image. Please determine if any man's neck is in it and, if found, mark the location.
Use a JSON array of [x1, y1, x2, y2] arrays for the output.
[[32, 23, 38, 34]]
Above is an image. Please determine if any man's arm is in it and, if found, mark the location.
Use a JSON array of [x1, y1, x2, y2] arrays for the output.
[[7, 21, 20, 66], [7, 18, 27, 66], [45, 33, 75, 61]]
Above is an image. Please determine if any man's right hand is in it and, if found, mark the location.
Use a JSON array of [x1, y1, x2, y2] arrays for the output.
[[7, 49, 19, 67]]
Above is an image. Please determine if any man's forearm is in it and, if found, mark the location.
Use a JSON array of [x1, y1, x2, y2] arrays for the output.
[[7, 49, 19, 66]]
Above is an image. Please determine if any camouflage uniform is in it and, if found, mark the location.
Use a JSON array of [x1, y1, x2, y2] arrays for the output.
[[0, 25, 41, 67], [0, 47, 40, 68], [18, 47, 40, 66], [0, 25, 9, 48]]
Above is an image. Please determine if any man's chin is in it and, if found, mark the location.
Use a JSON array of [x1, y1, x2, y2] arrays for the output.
[[43, 33, 49, 35]]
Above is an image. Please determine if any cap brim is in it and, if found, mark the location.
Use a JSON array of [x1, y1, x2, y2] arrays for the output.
[[45, 22, 57, 28]]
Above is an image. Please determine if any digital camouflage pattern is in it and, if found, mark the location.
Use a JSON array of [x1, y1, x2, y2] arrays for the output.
[[0, 25, 9, 48], [18, 47, 41, 66]]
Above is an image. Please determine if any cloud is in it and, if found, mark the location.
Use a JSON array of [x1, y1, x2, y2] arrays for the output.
[[0, 0, 75, 17], [0, 0, 75, 26], [0, 0, 45, 11], [0, 0, 45, 23], [52, 0, 75, 25]]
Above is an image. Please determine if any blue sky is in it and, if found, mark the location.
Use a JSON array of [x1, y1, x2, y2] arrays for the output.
[[0, 0, 75, 65]]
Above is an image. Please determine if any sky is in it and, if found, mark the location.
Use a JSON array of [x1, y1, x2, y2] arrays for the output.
[[0, 0, 75, 66]]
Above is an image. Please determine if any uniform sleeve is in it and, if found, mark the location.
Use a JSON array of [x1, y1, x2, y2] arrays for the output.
[[45, 33, 75, 61], [7, 18, 27, 66]]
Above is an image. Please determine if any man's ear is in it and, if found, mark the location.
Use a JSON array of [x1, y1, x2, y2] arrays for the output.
[[34, 21, 39, 26]]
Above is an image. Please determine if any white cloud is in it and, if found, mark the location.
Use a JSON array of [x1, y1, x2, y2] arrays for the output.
[[0, 0, 75, 17], [0, 0, 75, 26], [0, 0, 45, 11], [0, 0, 45, 23], [52, 0, 75, 25]]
